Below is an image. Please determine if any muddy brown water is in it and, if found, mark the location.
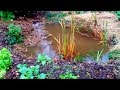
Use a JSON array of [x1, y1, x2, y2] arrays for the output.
[[18, 22, 109, 62], [45, 24, 109, 55]]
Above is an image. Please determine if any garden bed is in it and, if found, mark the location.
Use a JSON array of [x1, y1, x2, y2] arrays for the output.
[[0, 11, 120, 79]]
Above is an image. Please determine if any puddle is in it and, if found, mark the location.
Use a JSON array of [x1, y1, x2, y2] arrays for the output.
[[45, 23, 109, 55], [17, 21, 109, 63]]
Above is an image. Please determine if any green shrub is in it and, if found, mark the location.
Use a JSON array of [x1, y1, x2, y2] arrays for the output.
[[46, 12, 67, 23], [59, 71, 78, 79], [37, 54, 52, 66], [108, 50, 120, 60], [17, 64, 47, 79], [114, 11, 120, 20], [0, 70, 6, 79], [0, 11, 14, 21], [0, 48, 12, 79], [6, 24, 24, 45]]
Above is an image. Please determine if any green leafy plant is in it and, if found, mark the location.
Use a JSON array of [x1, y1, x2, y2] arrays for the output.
[[0, 70, 6, 79], [37, 54, 52, 65], [114, 11, 120, 20], [6, 24, 24, 45], [108, 50, 120, 60], [59, 71, 78, 79], [17, 64, 47, 79], [0, 11, 14, 21], [0, 48, 12, 79]]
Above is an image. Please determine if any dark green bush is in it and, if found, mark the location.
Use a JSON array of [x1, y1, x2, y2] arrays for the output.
[[108, 50, 120, 60], [114, 11, 120, 20], [0, 48, 12, 79], [46, 12, 67, 23], [0, 11, 14, 21], [6, 24, 24, 45]]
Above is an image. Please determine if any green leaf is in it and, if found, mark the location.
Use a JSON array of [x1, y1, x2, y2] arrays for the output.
[[30, 76, 34, 79], [0, 11, 14, 21], [35, 65, 39, 69], [38, 73, 46, 79], [108, 50, 120, 59], [17, 64, 43, 79], [19, 67, 28, 74], [20, 74, 27, 79], [0, 48, 12, 72], [6, 24, 23, 45], [0, 69, 6, 79], [41, 61, 46, 65]]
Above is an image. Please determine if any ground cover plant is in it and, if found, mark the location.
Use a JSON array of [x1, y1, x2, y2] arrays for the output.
[[0, 48, 12, 79], [0, 11, 15, 21], [17, 64, 47, 79], [6, 23, 24, 45], [108, 50, 120, 60], [37, 54, 52, 65]]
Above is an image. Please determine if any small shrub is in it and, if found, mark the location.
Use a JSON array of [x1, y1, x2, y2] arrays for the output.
[[114, 11, 120, 20], [46, 12, 67, 23], [17, 64, 47, 79], [59, 71, 78, 79], [37, 54, 52, 66], [0, 11, 14, 21], [0, 48, 12, 79], [108, 50, 120, 60], [6, 24, 24, 45]]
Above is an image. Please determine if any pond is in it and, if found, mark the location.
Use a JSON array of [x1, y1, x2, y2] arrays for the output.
[[18, 21, 109, 64]]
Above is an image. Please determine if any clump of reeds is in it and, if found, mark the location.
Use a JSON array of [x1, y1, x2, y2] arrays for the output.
[[92, 13, 108, 47], [49, 12, 77, 61], [57, 12, 77, 61]]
